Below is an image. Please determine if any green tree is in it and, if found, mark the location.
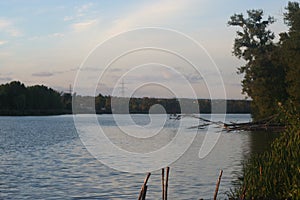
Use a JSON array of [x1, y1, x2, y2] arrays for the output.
[[0, 81, 27, 110], [228, 3, 300, 199], [95, 93, 106, 113], [0, 81, 64, 115], [105, 95, 112, 113], [27, 85, 63, 110], [228, 10, 287, 120], [280, 2, 300, 111]]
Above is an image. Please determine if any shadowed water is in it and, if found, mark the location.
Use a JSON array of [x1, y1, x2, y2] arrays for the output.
[[0, 114, 278, 199]]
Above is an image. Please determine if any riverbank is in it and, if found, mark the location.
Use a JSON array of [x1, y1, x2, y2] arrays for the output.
[[0, 109, 73, 116], [0, 110, 251, 116], [229, 105, 300, 199]]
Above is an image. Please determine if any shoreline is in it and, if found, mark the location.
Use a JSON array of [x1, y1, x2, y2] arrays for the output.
[[0, 110, 251, 116]]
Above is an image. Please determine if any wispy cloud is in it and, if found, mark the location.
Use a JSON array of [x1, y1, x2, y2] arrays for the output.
[[50, 32, 64, 38], [0, 40, 8, 46], [0, 76, 12, 82], [0, 18, 22, 37], [64, 16, 74, 22], [7, 28, 22, 37], [31, 68, 77, 77], [28, 32, 64, 41], [75, 2, 94, 16], [184, 73, 203, 83], [106, 0, 198, 35], [64, 2, 94, 22], [71, 19, 98, 32], [32, 72, 54, 77], [0, 18, 11, 29]]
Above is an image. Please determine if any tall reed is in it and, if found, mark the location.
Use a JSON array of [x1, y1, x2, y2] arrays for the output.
[[229, 103, 300, 199]]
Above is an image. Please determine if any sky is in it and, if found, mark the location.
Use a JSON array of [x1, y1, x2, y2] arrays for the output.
[[0, 0, 291, 99]]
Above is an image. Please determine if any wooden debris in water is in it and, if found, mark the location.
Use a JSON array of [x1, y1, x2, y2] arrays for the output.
[[173, 114, 285, 132], [162, 168, 165, 200], [138, 173, 151, 200], [213, 169, 223, 200], [138, 167, 224, 199], [164, 167, 170, 200]]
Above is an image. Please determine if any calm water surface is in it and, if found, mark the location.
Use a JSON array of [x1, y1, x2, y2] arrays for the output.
[[0, 114, 278, 199]]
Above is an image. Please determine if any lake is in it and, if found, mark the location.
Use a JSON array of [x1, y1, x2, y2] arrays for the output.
[[0, 114, 278, 199]]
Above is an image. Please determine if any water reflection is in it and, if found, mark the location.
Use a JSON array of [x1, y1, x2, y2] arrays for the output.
[[249, 131, 280, 155]]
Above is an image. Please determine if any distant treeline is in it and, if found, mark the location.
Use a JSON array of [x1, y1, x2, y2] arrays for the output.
[[0, 81, 251, 115], [0, 81, 72, 116], [91, 95, 250, 114]]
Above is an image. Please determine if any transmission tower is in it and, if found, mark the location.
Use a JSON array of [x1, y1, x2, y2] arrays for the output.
[[121, 79, 125, 97]]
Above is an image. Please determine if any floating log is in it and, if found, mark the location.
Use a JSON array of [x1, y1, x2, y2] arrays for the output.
[[174, 114, 285, 132]]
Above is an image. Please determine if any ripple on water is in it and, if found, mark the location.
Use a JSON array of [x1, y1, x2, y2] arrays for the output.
[[0, 114, 276, 199]]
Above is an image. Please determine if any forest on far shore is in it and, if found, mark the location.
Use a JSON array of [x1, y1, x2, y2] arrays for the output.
[[0, 81, 251, 116]]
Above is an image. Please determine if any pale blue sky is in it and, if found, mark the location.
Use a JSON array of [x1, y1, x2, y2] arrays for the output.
[[0, 0, 291, 98]]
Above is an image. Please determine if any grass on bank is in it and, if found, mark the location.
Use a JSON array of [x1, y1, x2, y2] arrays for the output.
[[228, 103, 300, 199]]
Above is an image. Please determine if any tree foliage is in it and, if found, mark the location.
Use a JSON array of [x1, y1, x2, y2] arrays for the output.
[[228, 10, 287, 120], [228, 4, 300, 120], [0, 81, 65, 115], [0, 81, 251, 115], [228, 2, 300, 199], [280, 2, 300, 111]]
